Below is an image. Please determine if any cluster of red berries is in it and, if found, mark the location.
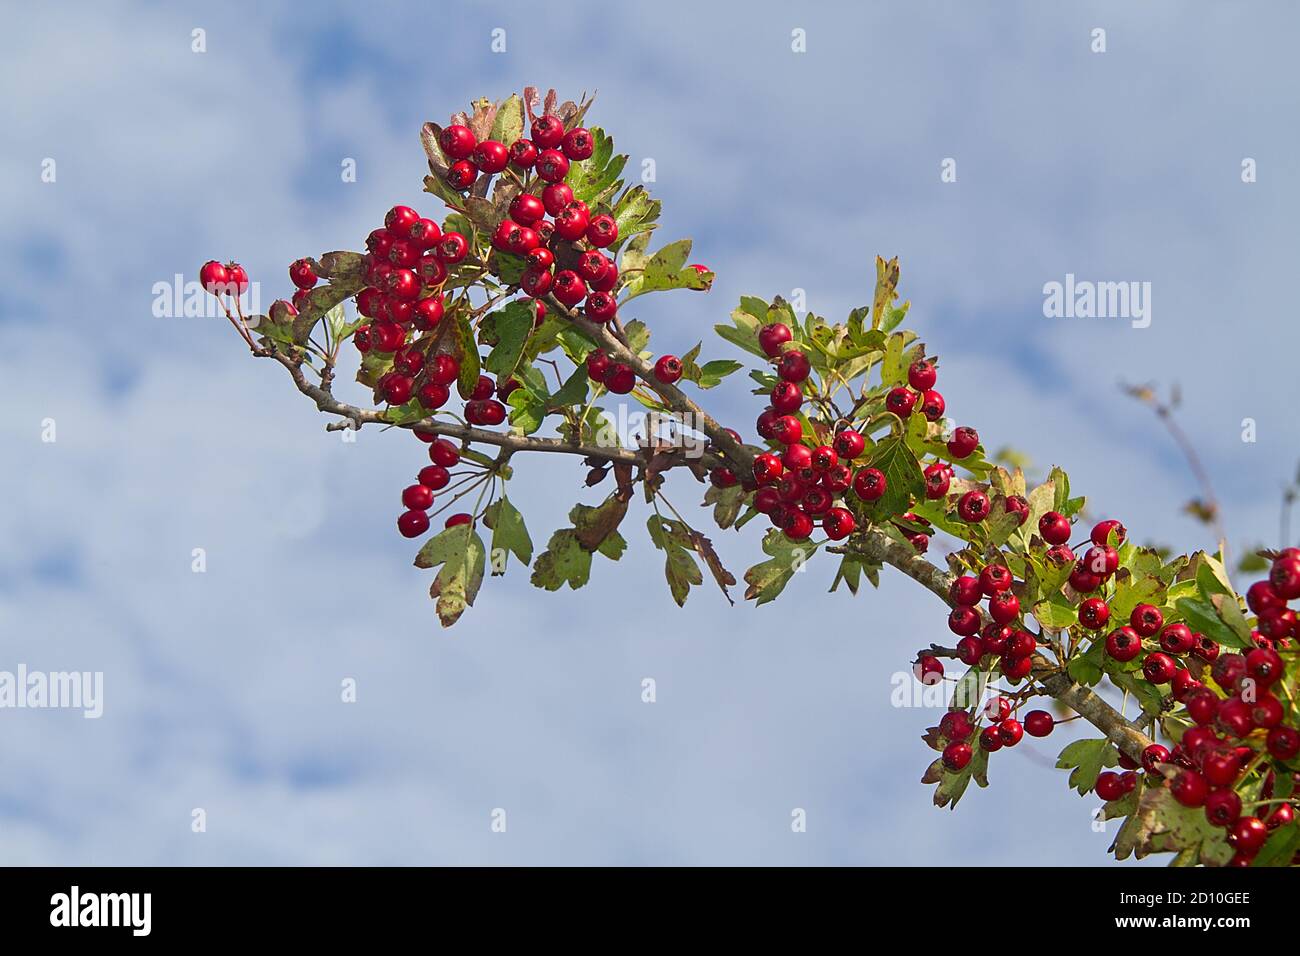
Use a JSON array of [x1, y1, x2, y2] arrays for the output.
[[395, 433, 474, 539], [727, 322, 985, 545], [199, 260, 251, 297], [437, 117, 623, 322], [932, 695, 1044, 774]]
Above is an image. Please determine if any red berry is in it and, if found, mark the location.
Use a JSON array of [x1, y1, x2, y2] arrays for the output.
[[1095, 771, 1125, 801], [561, 127, 594, 160], [920, 390, 945, 421], [942, 742, 972, 771], [584, 291, 617, 323], [535, 148, 570, 182], [380, 373, 414, 405], [946, 426, 979, 459], [1204, 789, 1242, 828], [604, 364, 636, 394], [541, 182, 574, 216], [411, 218, 441, 249], [1038, 511, 1071, 545], [998, 719, 1024, 747], [777, 350, 811, 383], [907, 360, 937, 391], [446, 160, 477, 189], [1105, 626, 1142, 662], [1090, 519, 1127, 546], [1159, 623, 1196, 655], [397, 509, 430, 538], [554, 203, 591, 241], [1246, 646, 1284, 686], [384, 205, 420, 238], [989, 591, 1020, 625], [1171, 769, 1209, 808], [413, 295, 445, 329], [225, 262, 249, 294], [885, 387, 917, 417], [758, 323, 792, 357], [832, 429, 865, 460], [753, 453, 784, 485], [1001, 654, 1033, 681], [979, 726, 1004, 753], [1078, 598, 1110, 630], [1005, 495, 1030, 526], [852, 467, 886, 501], [1267, 726, 1300, 759], [521, 266, 553, 298], [948, 606, 981, 637], [470, 375, 495, 401], [508, 139, 538, 169], [1141, 744, 1170, 773], [435, 232, 468, 265], [949, 575, 982, 607], [418, 465, 450, 491], [1230, 817, 1268, 855], [770, 382, 803, 414], [1270, 557, 1300, 599], [586, 215, 618, 248], [781, 444, 813, 474], [471, 140, 508, 174], [956, 636, 984, 665], [445, 513, 473, 529], [402, 484, 435, 511], [923, 463, 950, 499], [653, 355, 683, 384], [979, 564, 1013, 595], [428, 439, 459, 468], [957, 490, 990, 522], [530, 115, 564, 149], [822, 507, 856, 540], [552, 270, 587, 307], [810, 446, 838, 473], [199, 259, 230, 294], [1202, 749, 1242, 787], [1024, 710, 1055, 737], [1247, 581, 1283, 614], [439, 124, 476, 160], [509, 193, 545, 225], [1130, 604, 1164, 637], [783, 508, 813, 541], [914, 656, 944, 685], [1142, 652, 1178, 684], [289, 257, 317, 290], [940, 711, 974, 741]]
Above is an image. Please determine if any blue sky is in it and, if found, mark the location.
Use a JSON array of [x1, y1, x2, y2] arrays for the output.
[[1, 1, 1297, 864]]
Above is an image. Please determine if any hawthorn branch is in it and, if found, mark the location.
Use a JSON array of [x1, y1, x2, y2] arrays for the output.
[[833, 529, 1155, 761], [263, 346, 728, 474]]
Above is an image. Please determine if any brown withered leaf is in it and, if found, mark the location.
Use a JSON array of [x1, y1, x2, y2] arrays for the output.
[[687, 527, 735, 605]]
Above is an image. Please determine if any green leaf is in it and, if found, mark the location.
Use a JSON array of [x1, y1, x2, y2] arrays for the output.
[[488, 93, 524, 147], [929, 745, 990, 810], [565, 127, 626, 205], [292, 281, 363, 345], [483, 301, 533, 379], [677, 341, 742, 389], [1111, 574, 1165, 623], [610, 186, 660, 253], [713, 322, 766, 359], [529, 530, 592, 591], [860, 435, 924, 519], [1033, 596, 1078, 633], [623, 319, 651, 356], [1252, 821, 1300, 867], [529, 498, 628, 591], [484, 496, 532, 574], [1067, 638, 1105, 685], [702, 483, 745, 530], [549, 365, 590, 408], [1176, 597, 1252, 650], [1111, 786, 1233, 866], [507, 386, 546, 434], [646, 516, 704, 607], [1056, 738, 1118, 796], [452, 313, 480, 399], [743, 529, 819, 606], [622, 238, 709, 301], [413, 524, 487, 627]]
